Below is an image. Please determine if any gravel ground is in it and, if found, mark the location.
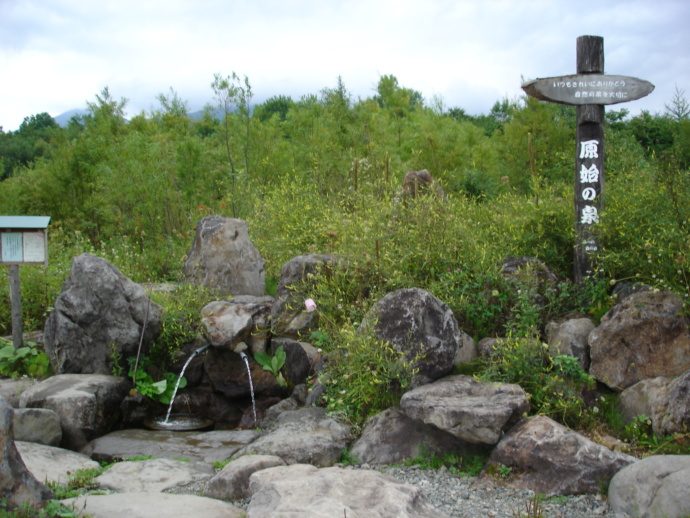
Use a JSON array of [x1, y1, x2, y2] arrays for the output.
[[175, 464, 631, 517], [375, 465, 630, 518]]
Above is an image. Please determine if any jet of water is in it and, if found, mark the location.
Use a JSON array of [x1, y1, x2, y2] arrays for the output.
[[164, 343, 211, 424], [239, 351, 258, 427]]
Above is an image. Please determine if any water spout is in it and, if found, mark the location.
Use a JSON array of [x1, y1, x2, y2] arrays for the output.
[[163, 344, 211, 424], [239, 351, 258, 427]]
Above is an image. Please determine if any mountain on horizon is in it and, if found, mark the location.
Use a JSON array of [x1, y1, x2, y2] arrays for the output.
[[53, 109, 90, 127]]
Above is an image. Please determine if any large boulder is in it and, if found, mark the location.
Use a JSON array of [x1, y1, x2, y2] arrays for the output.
[[247, 464, 450, 517], [485, 415, 636, 495], [270, 254, 340, 338], [43, 253, 163, 375], [619, 370, 690, 437], [400, 375, 529, 445], [183, 216, 265, 296], [361, 288, 464, 387], [608, 455, 690, 518], [589, 290, 690, 391], [350, 407, 485, 465], [19, 374, 130, 451], [236, 407, 352, 467], [0, 397, 54, 509]]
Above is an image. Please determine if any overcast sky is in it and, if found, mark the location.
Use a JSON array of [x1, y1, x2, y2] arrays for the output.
[[1, 0, 689, 131]]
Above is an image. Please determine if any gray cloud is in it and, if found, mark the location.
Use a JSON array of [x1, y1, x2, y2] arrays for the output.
[[1, 0, 688, 130]]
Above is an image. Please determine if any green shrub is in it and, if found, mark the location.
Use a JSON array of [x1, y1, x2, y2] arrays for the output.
[[318, 324, 418, 431], [477, 332, 596, 428], [0, 339, 51, 379]]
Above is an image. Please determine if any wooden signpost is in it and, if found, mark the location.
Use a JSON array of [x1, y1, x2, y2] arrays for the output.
[[522, 36, 654, 283], [0, 216, 51, 349]]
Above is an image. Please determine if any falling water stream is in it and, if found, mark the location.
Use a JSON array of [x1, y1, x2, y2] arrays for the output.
[[239, 351, 258, 427], [164, 343, 211, 424]]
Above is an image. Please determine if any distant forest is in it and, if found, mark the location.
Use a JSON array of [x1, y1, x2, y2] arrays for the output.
[[0, 74, 688, 332]]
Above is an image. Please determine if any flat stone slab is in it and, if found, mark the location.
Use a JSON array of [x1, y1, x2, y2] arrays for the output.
[[84, 429, 260, 464], [16, 441, 101, 486], [96, 458, 215, 493], [63, 492, 245, 518]]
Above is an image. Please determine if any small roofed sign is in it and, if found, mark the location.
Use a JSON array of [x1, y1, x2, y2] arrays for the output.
[[0, 216, 51, 266], [522, 74, 654, 106]]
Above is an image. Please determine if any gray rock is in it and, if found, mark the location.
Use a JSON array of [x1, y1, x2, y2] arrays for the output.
[[43, 253, 163, 375], [361, 288, 463, 387], [453, 330, 477, 366], [270, 254, 340, 338], [12, 408, 62, 446], [486, 415, 637, 495], [401, 169, 447, 201], [205, 454, 286, 501], [19, 374, 130, 451], [84, 428, 260, 464], [183, 216, 266, 297], [477, 337, 499, 357], [589, 290, 690, 391], [619, 370, 690, 437], [350, 407, 485, 465], [15, 441, 100, 485], [0, 396, 53, 509], [63, 492, 245, 518], [546, 317, 595, 370], [609, 455, 690, 518], [247, 464, 450, 517], [200, 298, 272, 353], [96, 458, 214, 493], [0, 378, 38, 408], [237, 407, 352, 467], [270, 337, 319, 389], [400, 375, 529, 445]]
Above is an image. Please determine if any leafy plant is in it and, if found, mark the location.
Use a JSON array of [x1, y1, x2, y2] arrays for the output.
[[254, 346, 287, 387], [0, 339, 52, 379], [128, 356, 187, 405], [477, 332, 596, 428], [339, 449, 360, 467]]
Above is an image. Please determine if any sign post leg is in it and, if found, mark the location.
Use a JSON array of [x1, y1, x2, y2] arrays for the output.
[[9, 265, 23, 350], [574, 35, 605, 283]]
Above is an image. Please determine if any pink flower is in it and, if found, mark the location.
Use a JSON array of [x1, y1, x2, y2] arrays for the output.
[[305, 298, 317, 312]]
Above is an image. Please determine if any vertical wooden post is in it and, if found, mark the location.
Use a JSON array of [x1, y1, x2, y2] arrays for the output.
[[574, 35, 605, 283], [9, 264, 23, 349]]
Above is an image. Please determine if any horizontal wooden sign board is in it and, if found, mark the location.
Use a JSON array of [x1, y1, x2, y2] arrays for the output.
[[522, 74, 654, 105]]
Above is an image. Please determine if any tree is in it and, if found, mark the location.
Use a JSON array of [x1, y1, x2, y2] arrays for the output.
[[85, 87, 129, 136], [0, 112, 59, 179], [665, 84, 690, 122], [255, 95, 294, 122]]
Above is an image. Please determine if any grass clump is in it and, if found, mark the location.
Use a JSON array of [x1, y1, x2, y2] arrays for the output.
[[403, 447, 489, 477]]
